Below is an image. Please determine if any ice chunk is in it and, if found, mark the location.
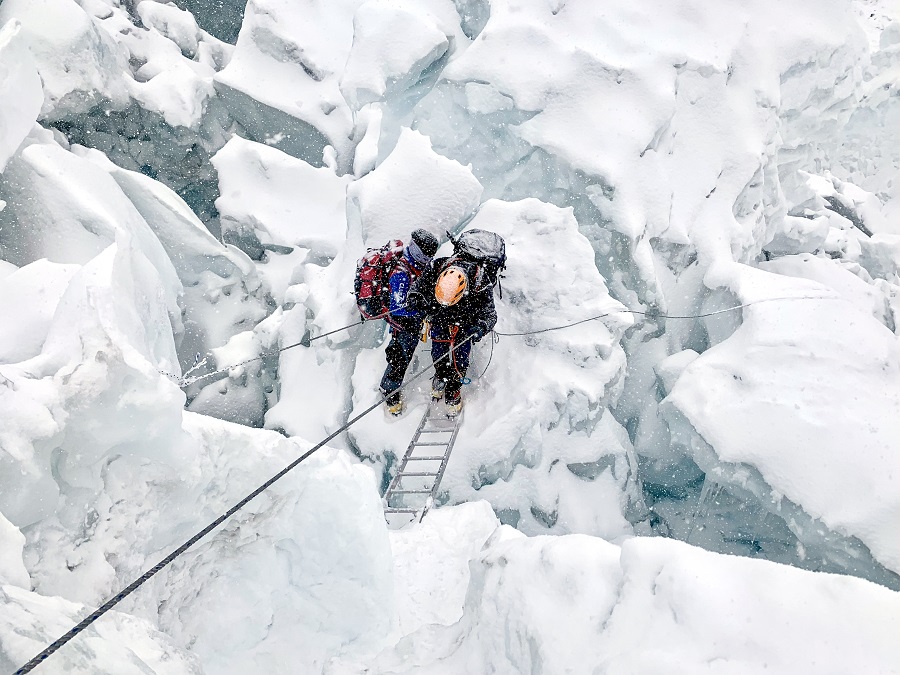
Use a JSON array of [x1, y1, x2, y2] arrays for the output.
[[86, 150, 272, 376], [0, 259, 80, 363], [136, 1, 202, 58], [0, 512, 29, 588], [663, 262, 900, 577], [0, 0, 129, 120], [0, 21, 42, 172], [760, 253, 895, 330], [654, 349, 699, 397], [0, 137, 181, 324], [0, 584, 202, 674], [214, 0, 359, 166], [340, 1, 450, 108], [347, 127, 483, 246], [389, 501, 499, 635], [365, 535, 900, 674], [141, 418, 394, 674], [212, 136, 352, 258], [0, 236, 183, 528]]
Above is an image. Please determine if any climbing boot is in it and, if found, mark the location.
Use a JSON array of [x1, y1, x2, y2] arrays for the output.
[[445, 390, 462, 418], [383, 390, 403, 416], [431, 376, 446, 401]]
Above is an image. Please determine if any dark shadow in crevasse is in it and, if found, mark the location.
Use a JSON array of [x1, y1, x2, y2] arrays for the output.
[[173, 0, 248, 44]]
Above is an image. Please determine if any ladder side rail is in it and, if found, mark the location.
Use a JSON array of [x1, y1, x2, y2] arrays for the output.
[[384, 407, 432, 501], [419, 415, 462, 522]]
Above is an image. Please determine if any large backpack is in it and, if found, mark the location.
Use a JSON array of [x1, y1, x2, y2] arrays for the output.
[[447, 229, 507, 293], [354, 239, 405, 320]]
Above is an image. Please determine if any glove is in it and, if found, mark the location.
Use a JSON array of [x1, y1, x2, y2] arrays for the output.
[[467, 324, 486, 342], [406, 291, 427, 312]]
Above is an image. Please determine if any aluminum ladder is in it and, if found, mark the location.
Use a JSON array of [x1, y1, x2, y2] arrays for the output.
[[383, 403, 461, 525]]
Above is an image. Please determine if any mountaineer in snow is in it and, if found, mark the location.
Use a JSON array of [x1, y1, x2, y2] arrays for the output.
[[411, 229, 506, 417], [363, 228, 440, 416]]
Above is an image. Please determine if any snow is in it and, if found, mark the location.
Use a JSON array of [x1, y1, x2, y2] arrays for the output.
[[347, 127, 483, 247], [212, 136, 353, 257], [340, 2, 449, 109], [1, 0, 899, 671], [0, 20, 42, 172], [214, 0, 360, 166], [0, 259, 80, 363], [663, 262, 900, 575], [0, 0, 130, 120], [0, 513, 29, 589], [1, 583, 202, 674], [137, 2, 202, 59], [359, 529, 900, 675]]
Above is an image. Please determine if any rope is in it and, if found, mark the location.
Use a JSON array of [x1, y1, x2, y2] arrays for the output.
[[470, 331, 498, 381], [494, 295, 837, 337], [13, 334, 475, 675], [169, 305, 407, 387]]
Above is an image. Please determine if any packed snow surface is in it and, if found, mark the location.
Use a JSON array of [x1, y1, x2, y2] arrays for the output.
[[0, 0, 898, 672]]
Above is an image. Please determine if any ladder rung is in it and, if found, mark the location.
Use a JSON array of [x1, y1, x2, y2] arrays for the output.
[[405, 456, 444, 461], [413, 442, 448, 446], [419, 429, 452, 433], [397, 471, 439, 477], [389, 489, 432, 494], [384, 508, 418, 514]]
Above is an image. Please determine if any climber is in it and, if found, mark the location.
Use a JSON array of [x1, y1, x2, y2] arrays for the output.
[[377, 228, 440, 416], [411, 229, 506, 417]]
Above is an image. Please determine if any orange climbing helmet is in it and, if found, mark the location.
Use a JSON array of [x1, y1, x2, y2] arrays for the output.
[[435, 265, 468, 306]]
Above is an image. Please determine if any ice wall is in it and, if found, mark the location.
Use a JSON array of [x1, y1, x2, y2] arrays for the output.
[[357, 526, 900, 675]]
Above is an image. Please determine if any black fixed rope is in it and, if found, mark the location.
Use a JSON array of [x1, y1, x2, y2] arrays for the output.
[[13, 334, 475, 675]]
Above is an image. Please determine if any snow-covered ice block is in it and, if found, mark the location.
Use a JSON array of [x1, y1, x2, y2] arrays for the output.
[[81, 147, 272, 372], [411, 0, 867, 292], [389, 501, 499, 635], [0, 135, 181, 318], [136, 1, 202, 58], [367, 534, 900, 674], [0, 236, 184, 528], [0, 259, 79, 363], [0, 21, 42, 172], [0, 0, 129, 120], [341, 1, 450, 108], [0, 513, 29, 589], [860, 233, 900, 283], [213, 136, 352, 257], [654, 349, 700, 397], [663, 262, 900, 576], [760, 253, 895, 329], [0, 584, 202, 674], [143, 416, 394, 674], [347, 127, 482, 247], [765, 214, 830, 257], [214, 0, 358, 166]]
